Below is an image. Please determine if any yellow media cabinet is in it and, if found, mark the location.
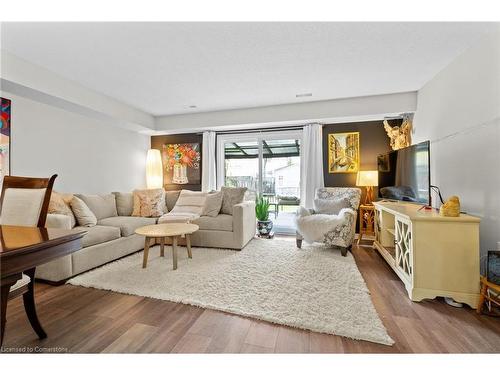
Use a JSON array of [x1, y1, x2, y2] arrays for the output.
[[373, 201, 481, 308]]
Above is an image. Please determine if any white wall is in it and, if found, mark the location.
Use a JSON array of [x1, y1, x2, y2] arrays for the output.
[[7, 93, 150, 194], [413, 31, 500, 263]]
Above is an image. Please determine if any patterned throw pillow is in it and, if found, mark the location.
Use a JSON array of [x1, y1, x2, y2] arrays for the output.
[[48, 191, 76, 227], [132, 188, 165, 217]]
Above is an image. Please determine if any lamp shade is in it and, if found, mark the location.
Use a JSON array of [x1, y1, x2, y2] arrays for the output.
[[146, 149, 163, 189], [356, 170, 378, 187]]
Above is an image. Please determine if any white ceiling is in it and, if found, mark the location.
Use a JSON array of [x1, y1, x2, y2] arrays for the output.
[[1, 22, 496, 116]]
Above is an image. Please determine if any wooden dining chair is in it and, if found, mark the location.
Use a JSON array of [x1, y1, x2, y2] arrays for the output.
[[0, 174, 57, 343]]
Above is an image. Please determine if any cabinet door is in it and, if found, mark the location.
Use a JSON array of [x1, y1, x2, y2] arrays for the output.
[[395, 216, 413, 282]]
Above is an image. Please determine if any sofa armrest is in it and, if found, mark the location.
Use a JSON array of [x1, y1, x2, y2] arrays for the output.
[[233, 201, 256, 248], [46, 214, 72, 230]]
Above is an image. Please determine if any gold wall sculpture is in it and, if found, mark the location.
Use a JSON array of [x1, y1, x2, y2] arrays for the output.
[[383, 115, 412, 150]]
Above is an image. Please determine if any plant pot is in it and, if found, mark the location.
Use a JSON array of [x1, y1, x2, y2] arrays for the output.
[[257, 220, 273, 235]]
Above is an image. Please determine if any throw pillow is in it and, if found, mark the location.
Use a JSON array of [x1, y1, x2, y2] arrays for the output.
[[313, 197, 350, 215], [75, 193, 118, 220], [70, 196, 97, 227], [112, 192, 134, 216], [48, 191, 76, 228], [132, 188, 165, 217], [202, 191, 223, 217], [220, 186, 247, 215], [169, 190, 208, 216]]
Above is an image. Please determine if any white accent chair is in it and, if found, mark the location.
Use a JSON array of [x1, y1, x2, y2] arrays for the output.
[[295, 187, 361, 256]]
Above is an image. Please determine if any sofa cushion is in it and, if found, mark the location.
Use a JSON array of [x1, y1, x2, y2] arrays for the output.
[[193, 214, 233, 232], [221, 186, 247, 215], [165, 190, 181, 211], [158, 212, 200, 224], [75, 225, 121, 248], [75, 193, 118, 220], [70, 196, 97, 227], [112, 192, 134, 216], [97, 216, 157, 237]]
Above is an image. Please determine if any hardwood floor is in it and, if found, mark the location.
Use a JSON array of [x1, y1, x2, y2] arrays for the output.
[[2, 237, 499, 353]]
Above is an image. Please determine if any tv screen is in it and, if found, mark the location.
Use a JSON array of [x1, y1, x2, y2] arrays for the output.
[[377, 141, 430, 205]]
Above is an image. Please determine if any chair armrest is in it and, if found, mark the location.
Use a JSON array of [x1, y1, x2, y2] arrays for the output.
[[233, 201, 256, 247], [323, 209, 357, 248], [45, 214, 72, 230]]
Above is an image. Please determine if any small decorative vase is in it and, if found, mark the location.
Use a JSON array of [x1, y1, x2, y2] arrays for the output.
[[172, 163, 189, 184], [439, 196, 460, 217], [257, 220, 273, 236]]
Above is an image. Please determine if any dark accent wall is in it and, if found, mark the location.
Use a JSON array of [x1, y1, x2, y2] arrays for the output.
[[151, 133, 203, 191], [322, 121, 392, 202]]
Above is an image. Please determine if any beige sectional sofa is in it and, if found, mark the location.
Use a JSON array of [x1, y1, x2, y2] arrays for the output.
[[36, 190, 256, 283]]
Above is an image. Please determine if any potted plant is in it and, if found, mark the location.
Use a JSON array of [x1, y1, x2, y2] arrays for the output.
[[255, 195, 273, 236]]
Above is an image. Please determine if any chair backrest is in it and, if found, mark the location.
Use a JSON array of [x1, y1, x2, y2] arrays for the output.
[[315, 187, 362, 211], [0, 175, 57, 227]]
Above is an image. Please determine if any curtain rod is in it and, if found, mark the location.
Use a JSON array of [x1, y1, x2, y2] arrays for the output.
[[215, 125, 305, 135]]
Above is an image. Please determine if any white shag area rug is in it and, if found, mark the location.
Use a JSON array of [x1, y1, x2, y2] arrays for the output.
[[68, 239, 393, 345]]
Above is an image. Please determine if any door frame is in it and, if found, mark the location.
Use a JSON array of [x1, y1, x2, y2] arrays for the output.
[[216, 130, 303, 193]]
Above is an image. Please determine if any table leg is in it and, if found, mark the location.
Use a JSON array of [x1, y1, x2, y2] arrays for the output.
[[357, 210, 363, 245], [23, 268, 47, 340], [172, 236, 178, 270], [477, 279, 488, 314], [142, 237, 151, 268], [160, 237, 165, 257], [1, 277, 18, 347], [186, 234, 192, 259]]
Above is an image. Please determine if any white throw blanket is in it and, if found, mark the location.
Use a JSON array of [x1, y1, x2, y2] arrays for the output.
[[158, 190, 207, 224], [295, 207, 355, 244]]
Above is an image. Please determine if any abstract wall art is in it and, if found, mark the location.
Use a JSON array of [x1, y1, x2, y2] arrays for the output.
[[1, 97, 11, 184]]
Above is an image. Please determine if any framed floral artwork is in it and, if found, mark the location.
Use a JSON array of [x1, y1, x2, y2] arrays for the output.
[[162, 143, 201, 185]]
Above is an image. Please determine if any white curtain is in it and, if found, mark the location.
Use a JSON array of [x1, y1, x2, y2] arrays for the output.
[[300, 123, 324, 207], [201, 131, 217, 192]]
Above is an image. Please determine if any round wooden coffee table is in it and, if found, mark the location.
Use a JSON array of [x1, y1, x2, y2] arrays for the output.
[[135, 223, 199, 270]]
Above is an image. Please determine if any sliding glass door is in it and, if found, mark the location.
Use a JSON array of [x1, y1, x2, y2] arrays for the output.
[[217, 130, 302, 234]]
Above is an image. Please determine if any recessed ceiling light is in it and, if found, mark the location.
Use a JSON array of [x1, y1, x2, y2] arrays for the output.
[[296, 93, 312, 98], [189, 105, 197, 109]]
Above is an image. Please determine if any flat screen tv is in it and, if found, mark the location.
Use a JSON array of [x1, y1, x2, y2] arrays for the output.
[[377, 141, 430, 206]]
